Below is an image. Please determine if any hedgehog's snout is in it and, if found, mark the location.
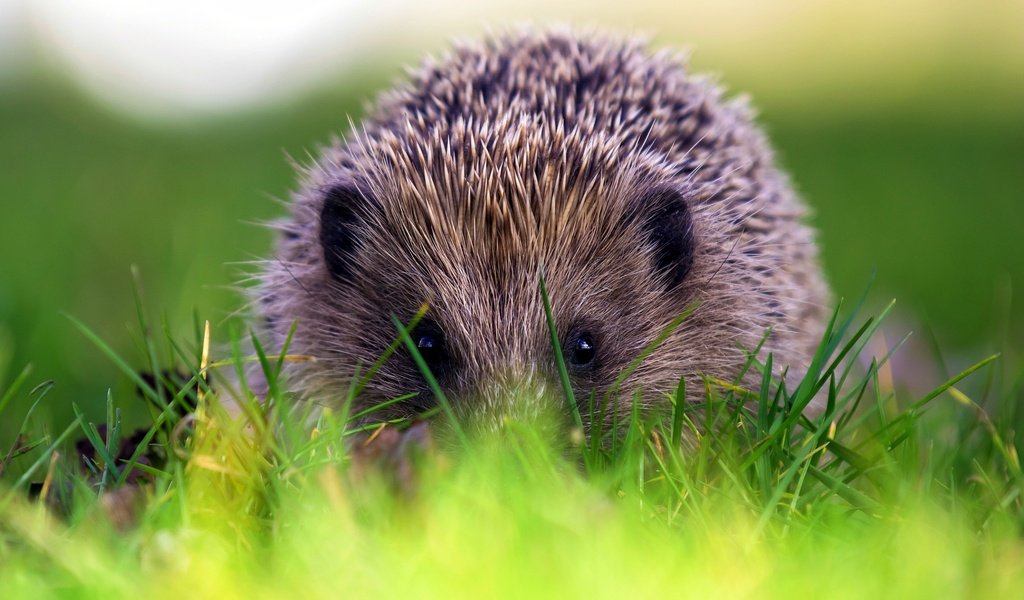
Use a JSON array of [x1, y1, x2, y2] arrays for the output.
[[459, 368, 565, 439]]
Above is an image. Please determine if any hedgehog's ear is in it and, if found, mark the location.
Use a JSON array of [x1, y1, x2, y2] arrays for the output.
[[319, 183, 368, 282], [635, 184, 696, 289]]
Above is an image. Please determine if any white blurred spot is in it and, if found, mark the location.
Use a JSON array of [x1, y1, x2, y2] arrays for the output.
[[0, 0, 27, 75], [26, 0, 399, 117]]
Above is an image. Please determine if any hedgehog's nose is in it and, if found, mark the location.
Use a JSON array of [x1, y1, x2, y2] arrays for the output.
[[462, 368, 566, 440]]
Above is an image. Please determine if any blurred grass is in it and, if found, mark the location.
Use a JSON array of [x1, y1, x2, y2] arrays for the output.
[[771, 113, 1024, 341], [0, 73, 1021, 439]]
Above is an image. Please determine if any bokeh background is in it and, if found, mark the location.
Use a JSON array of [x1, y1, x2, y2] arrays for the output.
[[1, 0, 1022, 440]]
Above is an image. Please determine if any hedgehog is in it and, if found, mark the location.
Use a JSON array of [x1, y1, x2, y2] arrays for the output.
[[256, 29, 830, 435]]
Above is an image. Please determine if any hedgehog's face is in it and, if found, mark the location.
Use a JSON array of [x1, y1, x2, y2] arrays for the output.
[[268, 123, 711, 433]]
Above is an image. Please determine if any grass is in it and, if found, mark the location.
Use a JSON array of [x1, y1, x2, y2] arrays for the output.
[[1, 287, 1022, 599]]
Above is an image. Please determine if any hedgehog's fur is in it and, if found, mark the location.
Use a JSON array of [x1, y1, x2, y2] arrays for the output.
[[257, 29, 829, 430]]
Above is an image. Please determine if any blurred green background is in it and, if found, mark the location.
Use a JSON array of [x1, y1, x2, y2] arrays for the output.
[[0, 1, 1022, 441]]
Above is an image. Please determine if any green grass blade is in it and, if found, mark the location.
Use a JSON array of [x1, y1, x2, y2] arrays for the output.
[[0, 363, 33, 418], [391, 314, 467, 447], [72, 402, 122, 485], [538, 267, 583, 432]]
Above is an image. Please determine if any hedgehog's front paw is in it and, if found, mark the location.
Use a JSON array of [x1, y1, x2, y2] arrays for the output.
[[350, 421, 436, 496]]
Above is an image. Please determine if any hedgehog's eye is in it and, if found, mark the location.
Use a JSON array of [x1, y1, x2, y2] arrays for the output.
[[568, 333, 597, 368], [409, 321, 451, 377], [416, 332, 441, 358]]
